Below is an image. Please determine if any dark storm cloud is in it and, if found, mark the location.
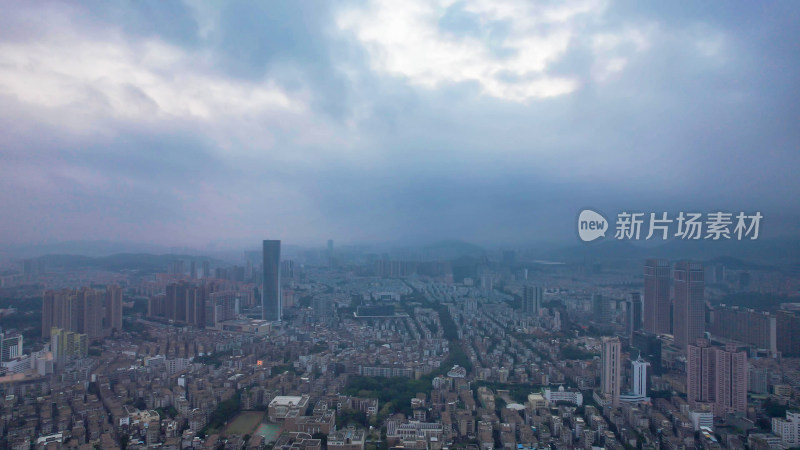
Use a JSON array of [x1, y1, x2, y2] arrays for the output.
[[0, 0, 798, 249], [211, 1, 356, 117]]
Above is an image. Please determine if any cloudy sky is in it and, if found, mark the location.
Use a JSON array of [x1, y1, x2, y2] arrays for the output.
[[1, 1, 798, 250]]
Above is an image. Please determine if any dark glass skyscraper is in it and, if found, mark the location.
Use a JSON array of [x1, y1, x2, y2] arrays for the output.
[[522, 285, 542, 316], [643, 259, 671, 335], [626, 292, 642, 341], [674, 260, 705, 351], [592, 293, 613, 326], [262, 240, 282, 321]]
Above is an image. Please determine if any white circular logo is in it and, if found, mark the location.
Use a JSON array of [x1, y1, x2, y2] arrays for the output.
[[578, 209, 608, 242]]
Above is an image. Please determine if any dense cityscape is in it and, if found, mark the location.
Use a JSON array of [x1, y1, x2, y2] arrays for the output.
[[0, 240, 798, 449], [3, 1, 800, 449]]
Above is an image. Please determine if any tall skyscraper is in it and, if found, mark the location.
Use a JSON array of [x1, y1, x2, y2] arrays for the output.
[[592, 293, 613, 326], [166, 283, 188, 322], [601, 336, 622, 407], [522, 285, 542, 316], [105, 285, 123, 334], [84, 287, 107, 339], [185, 284, 201, 325], [262, 240, 282, 322], [643, 259, 671, 335], [42, 290, 55, 338], [42, 289, 76, 338], [327, 239, 334, 267], [674, 261, 705, 351], [626, 292, 643, 341]]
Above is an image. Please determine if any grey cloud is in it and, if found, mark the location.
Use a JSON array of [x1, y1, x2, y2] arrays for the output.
[[0, 0, 798, 249]]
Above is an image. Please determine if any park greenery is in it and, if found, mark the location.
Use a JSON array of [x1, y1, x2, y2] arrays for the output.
[[559, 345, 597, 360]]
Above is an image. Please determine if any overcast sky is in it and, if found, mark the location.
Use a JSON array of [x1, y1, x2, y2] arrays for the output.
[[1, 1, 798, 250]]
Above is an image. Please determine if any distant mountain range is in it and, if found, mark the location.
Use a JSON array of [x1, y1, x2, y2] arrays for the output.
[[543, 237, 800, 269], [0, 240, 178, 259], [3, 235, 798, 273], [35, 253, 220, 272], [420, 240, 487, 259]]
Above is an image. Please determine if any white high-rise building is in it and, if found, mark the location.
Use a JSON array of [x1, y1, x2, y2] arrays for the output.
[[632, 356, 649, 398], [0, 332, 23, 362], [621, 354, 650, 403]]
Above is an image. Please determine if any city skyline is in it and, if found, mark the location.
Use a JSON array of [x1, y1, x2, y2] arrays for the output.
[[2, 232, 797, 447]]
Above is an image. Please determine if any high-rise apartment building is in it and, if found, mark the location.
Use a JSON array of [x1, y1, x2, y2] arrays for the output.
[[632, 356, 649, 398], [601, 336, 622, 407], [105, 285, 123, 334], [674, 261, 705, 351], [777, 310, 800, 357], [631, 330, 663, 374], [281, 260, 295, 280], [51, 327, 88, 364], [643, 259, 671, 334], [207, 291, 241, 326], [166, 283, 188, 323], [42, 289, 70, 338], [714, 343, 748, 416], [42, 290, 55, 338], [626, 292, 643, 341], [169, 260, 185, 276], [687, 339, 716, 409], [42, 287, 110, 340], [687, 338, 747, 417], [522, 285, 542, 316], [0, 332, 23, 362], [149, 281, 214, 326], [592, 293, 614, 326], [262, 240, 282, 322], [709, 306, 776, 355]]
